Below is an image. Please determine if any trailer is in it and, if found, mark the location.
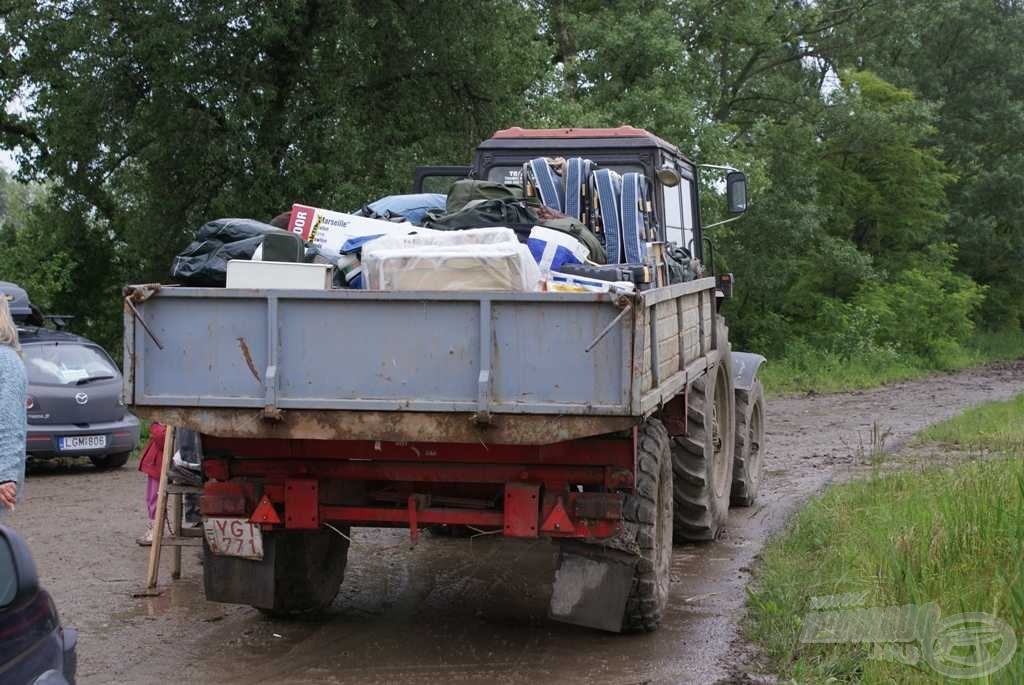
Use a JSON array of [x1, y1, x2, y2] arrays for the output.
[[123, 127, 767, 633]]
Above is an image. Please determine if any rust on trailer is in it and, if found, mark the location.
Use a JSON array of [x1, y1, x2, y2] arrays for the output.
[[236, 337, 261, 383], [133, 406, 637, 445]]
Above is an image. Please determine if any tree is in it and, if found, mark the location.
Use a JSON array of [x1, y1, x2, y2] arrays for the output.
[[834, 0, 1024, 329], [0, 1, 547, 350]]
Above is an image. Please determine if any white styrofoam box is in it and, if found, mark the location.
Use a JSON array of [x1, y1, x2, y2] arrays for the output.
[[226, 260, 333, 290], [361, 228, 541, 292]]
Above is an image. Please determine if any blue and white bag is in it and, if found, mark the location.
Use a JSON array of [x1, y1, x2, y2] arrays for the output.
[[527, 226, 590, 273]]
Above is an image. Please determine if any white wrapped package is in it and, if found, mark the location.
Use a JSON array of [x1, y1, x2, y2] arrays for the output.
[[362, 227, 541, 292], [365, 226, 520, 250]]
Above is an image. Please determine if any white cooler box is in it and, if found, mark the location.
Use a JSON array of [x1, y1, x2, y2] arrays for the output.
[[226, 260, 334, 289]]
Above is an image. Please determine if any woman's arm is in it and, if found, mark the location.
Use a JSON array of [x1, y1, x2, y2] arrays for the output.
[[0, 353, 27, 489]]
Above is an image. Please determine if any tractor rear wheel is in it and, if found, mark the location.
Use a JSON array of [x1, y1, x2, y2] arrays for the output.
[[621, 418, 673, 632], [671, 360, 736, 542]]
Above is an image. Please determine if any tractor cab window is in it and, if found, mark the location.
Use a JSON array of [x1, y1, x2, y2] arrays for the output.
[[679, 176, 695, 253], [486, 163, 646, 187], [664, 183, 683, 246], [664, 173, 696, 252]]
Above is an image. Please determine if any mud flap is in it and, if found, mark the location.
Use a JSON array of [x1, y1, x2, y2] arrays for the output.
[[203, 530, 347, 611], [203, 539, 276, 608], [548, 543, 637, 632]]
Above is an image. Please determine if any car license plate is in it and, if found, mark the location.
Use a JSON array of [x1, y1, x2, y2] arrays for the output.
[[203, 517, 264, 560], [59, 435, 107, 451]]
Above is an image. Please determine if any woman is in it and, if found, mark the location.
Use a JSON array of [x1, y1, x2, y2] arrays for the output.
[[0, 295, 27, 518]]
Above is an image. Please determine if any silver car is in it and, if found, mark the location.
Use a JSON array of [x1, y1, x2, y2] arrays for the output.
[[20, 326, 140, 469]]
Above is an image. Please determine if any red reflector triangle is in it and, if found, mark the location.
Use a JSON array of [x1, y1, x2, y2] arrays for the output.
[[540, 499, 574, 533], [250, 494, 281, 525]]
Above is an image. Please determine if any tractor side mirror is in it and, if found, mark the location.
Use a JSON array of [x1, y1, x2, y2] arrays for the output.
[[726, 171, 748, 213], [656, 162, 680, 188]]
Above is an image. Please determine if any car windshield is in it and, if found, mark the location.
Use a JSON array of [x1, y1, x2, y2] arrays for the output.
[[23, 342, 118, 386]]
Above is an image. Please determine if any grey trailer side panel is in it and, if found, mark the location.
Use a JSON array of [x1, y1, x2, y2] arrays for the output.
[[142, 295, 269, 408], [124, 278, 720, 443]]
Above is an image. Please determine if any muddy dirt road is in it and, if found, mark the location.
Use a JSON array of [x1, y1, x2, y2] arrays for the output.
[[8, 361, 1024, 684]]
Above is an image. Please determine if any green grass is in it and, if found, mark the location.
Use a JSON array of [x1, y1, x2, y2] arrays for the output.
[[760, 329, 1024, 395], [746, 399, 1024, 683], [917, 394, 1024, 452], [759, 346, 929, 395]]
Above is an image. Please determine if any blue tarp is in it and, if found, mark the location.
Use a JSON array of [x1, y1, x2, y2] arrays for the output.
[[362, 193, 446, 225]]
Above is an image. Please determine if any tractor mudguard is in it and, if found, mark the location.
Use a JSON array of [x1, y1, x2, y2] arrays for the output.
[[731, 351, 766, 392]]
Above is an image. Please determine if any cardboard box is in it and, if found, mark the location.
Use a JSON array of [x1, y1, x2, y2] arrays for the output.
[[287, 203, 423, 256]]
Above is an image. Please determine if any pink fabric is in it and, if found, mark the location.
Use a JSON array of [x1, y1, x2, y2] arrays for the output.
[[146, 476, 159, 520]]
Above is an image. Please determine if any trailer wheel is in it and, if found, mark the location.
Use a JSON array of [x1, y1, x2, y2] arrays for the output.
[[731, 378, 765, 506], [263, 529, 349, 617], [203, 528, 351, 618], [671, 359, 736, 542], [622, 418, 673, 632]]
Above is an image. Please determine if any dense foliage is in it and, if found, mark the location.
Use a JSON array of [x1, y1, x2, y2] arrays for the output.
[[1, 0, 1021, 371]]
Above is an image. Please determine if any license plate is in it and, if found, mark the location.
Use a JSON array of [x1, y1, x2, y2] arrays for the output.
[[59, 435, 107, 451], [203, 517, 264, 560]]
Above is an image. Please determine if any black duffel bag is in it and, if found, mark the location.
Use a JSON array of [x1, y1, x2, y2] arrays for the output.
[[171, 218, 288, 286]]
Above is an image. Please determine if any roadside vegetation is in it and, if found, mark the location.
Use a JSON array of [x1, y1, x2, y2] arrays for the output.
[[918, 394, 1024, 452], [746, 395, 1024, 683], [761, 330, 1024, 395]]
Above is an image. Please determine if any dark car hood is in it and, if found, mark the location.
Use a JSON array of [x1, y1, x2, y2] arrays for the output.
[[28, 379, 125, 426]]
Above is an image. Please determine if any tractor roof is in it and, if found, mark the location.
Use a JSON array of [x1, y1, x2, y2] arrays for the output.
[[480, 126, 689, 164], [487, 126, 679, 152]]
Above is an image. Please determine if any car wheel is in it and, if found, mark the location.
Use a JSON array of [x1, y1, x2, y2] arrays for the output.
[[90, 452, 130, 470]]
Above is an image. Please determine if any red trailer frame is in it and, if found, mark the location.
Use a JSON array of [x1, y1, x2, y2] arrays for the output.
[[199, 433, 640, 545]]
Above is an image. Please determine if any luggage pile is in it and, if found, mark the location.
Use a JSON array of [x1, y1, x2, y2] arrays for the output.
[[169, 158, 700, 292]]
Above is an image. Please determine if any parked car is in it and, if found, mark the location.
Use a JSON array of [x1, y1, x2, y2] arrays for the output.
[[0, 524, 77, 684], [19, 326, 140, 468]]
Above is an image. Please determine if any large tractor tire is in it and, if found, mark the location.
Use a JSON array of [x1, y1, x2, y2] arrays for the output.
[[731, 378, 766, 506], [671, 359, 736, 542], [204, 528, 349, 617], [621, 418, 673, 632]]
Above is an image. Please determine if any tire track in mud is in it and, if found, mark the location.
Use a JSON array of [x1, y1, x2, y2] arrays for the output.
[[11, 361, 1024, 684]]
